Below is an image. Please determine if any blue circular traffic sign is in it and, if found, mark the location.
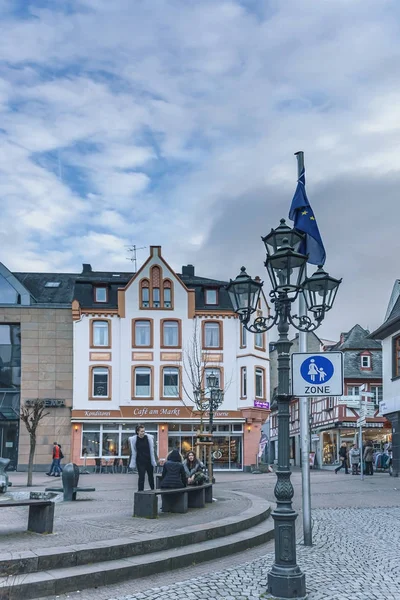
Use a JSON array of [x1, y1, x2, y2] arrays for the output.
[[300, 355, 334, 385]]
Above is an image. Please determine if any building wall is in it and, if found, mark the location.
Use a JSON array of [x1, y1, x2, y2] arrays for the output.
[[0, 307, 73, 471], [381, 332, 400, 414]]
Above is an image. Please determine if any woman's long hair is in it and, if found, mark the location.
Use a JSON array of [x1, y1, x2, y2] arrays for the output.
[[185, 451, 198, 468]]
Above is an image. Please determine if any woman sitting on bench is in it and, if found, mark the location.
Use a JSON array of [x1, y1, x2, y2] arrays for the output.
[[160, 450, 187, 489], [183, 451, 206, 486]]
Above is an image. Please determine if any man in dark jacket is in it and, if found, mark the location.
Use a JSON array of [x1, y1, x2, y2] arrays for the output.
[[129, 425, 157, 491], [160, 450, 187, 489], [335, 442, 349, 474]]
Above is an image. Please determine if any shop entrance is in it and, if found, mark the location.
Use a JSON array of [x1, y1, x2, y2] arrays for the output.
[[0, 420, 19, 470]]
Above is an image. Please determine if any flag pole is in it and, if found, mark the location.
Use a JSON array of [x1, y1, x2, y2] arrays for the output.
[[295, 150, 313, 547]]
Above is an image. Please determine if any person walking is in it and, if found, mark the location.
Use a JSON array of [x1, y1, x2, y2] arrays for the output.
[[183, 451, 205, 485], [349, 443, 361, 475], [364, 440, 374, 475], [129, 424, 157, 491], [46, 442, 60, 477], [335, 442, 349, 474], [160, 450, 187, 489]]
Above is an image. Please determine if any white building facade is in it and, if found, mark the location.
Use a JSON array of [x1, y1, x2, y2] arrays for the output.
[[71, 247, 270, 470]]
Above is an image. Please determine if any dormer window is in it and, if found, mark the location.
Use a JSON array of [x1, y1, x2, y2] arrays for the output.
[[361, 355, 371, 369], [205, 289, 218, 305], [94, 286, 107, 303]]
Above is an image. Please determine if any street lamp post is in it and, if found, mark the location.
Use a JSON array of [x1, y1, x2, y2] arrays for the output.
[[227, 219, 341, 600], [193, 371, 223, 483]]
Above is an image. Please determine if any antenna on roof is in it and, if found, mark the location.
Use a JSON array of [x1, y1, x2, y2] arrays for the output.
[[126, 244, 146, 272]]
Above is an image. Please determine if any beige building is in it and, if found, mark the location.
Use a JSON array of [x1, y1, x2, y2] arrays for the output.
[[0, 264, 75, 471]]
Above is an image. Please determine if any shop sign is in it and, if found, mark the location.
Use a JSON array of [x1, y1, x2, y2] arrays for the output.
[[72, 406, 243, 420], [254, 400, 270, 410], [291, 352, 343, 397], [25, 399, 66, 408]]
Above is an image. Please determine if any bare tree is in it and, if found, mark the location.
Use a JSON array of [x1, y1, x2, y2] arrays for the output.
[[20, 399, 50, 487]]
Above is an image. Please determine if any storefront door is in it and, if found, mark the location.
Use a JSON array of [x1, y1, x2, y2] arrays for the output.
[[0, 420, 19, 470]]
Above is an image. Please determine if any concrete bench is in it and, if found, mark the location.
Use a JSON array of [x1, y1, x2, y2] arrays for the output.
[[45, 462, 95, 501], [0, 499, 54, 534], [134, 483, 213, 518]]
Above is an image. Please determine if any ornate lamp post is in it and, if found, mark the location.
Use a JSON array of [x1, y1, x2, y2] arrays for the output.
[[227, 219, 341, 600], [193, 371, 223, 482]]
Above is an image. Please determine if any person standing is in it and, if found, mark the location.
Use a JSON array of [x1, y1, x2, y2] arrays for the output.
[[335, 442, 349, 474], [349, 444, 361, 475], [129, 424, 157, 491], [363, 440, 374, 475]]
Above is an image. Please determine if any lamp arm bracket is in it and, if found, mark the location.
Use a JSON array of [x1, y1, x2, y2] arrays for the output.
[[288, 312, 323, 332], [241, 312, 279, 333]]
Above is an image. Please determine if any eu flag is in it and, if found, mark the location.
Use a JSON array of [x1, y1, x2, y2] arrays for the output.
[[289, 168, 326, 265]]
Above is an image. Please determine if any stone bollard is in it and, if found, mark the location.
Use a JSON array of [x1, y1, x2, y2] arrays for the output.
[[62, 463, 80, 501], [0, 457, 10, 494]]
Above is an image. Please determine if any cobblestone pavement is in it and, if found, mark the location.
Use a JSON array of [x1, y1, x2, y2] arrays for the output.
[[102, 506, 400, 600]]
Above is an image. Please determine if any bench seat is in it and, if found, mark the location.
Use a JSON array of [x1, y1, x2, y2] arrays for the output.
[[45, 486, 96, 501], [134, 483, 213, 518], [0, 500, 54, 534]]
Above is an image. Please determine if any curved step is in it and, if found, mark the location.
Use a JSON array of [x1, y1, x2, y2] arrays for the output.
[[2, 515, 274, 600]]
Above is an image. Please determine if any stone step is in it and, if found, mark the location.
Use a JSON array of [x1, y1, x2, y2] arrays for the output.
[[1, 515, 274, 600], [0, 492, 270, 577]]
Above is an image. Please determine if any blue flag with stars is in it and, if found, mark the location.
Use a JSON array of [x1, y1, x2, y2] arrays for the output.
[[289, 168, 326, 265]]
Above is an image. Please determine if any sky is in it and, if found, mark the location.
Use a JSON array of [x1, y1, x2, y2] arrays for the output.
[[1, 0, 400, 341]]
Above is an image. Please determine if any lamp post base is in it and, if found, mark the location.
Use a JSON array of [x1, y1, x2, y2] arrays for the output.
[[267, 568, 307, 600]]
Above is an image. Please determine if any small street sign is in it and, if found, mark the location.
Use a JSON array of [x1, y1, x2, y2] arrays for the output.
[[356, 418, 366, 427], [291, 352, 343, 397]]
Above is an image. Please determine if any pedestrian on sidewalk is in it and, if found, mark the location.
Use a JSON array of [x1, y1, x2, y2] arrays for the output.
[[129, 424, 157, 491], [335, 442, 349, 474], [160, 450, 187, 489], [57, 444, 64, 475], [364, 440, 374, 475], [349, 443, 361, 475], [46, 442, 60, 477]]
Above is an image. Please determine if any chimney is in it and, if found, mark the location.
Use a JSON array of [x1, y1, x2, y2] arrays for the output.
[[182, 264, 195, 277], [82, 264, 92, 273], [340, 333, 345, 344]]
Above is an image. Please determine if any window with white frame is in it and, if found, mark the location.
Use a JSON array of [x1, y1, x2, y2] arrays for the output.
[[135, 367, 151, 397], [94, 286, 107, 302], [348, 385, 360, 396], [163, 286, 171, 308], [204, 322, 220, 348], [371, 385, 383, 404], [241, 367, 247, 397], [163, 367, 179, 397], [361, 355, 371, 368], [163, 321, 179, 347], [255, 332, 264, 349], [255, 368, 264, 398], [141, 286, 150, 307], [93, 321, 109, 346], [92, 367, 109, 397], [205, 289, 218, 305], [241, 324, 247, 347], [134, 320, 151, 346], [153, 287, 160, 308]]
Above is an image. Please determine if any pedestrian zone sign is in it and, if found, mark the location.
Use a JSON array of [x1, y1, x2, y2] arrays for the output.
[[291, 352, 343, 397]]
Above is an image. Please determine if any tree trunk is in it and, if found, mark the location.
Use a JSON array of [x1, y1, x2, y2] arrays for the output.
[[27, 435, 36, 487]]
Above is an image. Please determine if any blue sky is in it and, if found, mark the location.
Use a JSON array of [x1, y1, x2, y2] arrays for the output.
[[1, 0, 400, 338]]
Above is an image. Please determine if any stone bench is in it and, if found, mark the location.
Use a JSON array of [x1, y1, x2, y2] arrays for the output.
[[0, 499, 54, 534], [45, 462, 95, 501], [134, 483, 213, 519]]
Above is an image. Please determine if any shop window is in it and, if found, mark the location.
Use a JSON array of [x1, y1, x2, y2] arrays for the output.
[[91, 320, 110, 347], [162, 367, 180, 398], [94, 286, 108, 303], [133, 366, 153, 398], [255, 367, 265, 399], [161, 320, 181, 347], [240, 367, 247, 398], [102, 432, 119, 456], [132, 319, 153, 347], [82, 428, 100, 457], [203, 321, 222, 349], [91, 366, 110, 399], [392, 335, 400, 378]]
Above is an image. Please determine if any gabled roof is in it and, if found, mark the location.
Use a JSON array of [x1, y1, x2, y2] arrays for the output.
[[330, 324, 381, 351], [343, 350, 382, 380], [14, 272, 79, 305], [370, 280, 400, 340]]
